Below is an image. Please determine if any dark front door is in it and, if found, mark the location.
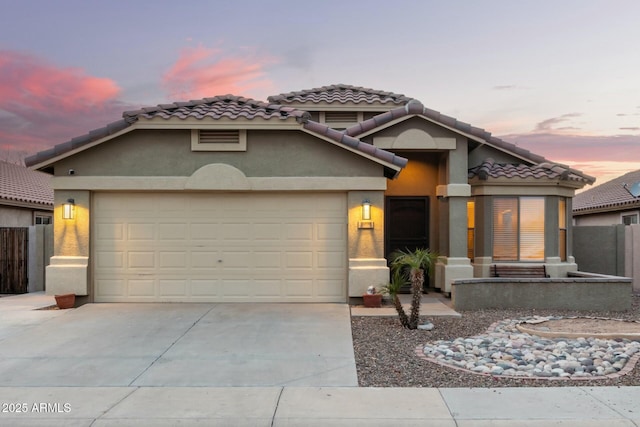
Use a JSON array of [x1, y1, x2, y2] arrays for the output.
[[385, 197, 430, 291]]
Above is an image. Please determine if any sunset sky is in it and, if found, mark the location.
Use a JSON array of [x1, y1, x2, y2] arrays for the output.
[[1, 0, 639, 186]]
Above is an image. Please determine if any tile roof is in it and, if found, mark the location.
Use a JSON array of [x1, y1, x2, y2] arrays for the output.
[[302, 121, 407, 174], [468, 158, 593, 184], [124, 95, 311, 122], [0, 161, 53, 208], [573, 169, 640, 213], [25, 95, 405, 173], [25, 96, 312, 167], [345, 100, 551, 163], [268, 84, 413, 106]]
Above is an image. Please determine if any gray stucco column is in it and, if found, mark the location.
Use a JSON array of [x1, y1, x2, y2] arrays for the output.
[[434, 138, 473, 293]]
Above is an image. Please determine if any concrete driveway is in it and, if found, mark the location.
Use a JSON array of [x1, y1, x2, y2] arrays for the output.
[[0, 295, 357, 387]]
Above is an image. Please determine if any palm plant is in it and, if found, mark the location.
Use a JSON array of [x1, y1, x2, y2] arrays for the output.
[[380, 266, 410, 328], [389, 248, 438, 329]]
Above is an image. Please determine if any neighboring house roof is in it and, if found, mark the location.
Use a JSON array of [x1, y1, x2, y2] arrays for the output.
[[25, 95, 406, 173], [573, 169, 640, 214], [268, 84, 413, 106], [0, 161, 53, 209], [468, 158, 593, 185]]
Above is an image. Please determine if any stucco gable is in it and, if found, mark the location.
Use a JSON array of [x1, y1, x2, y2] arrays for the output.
[[25, 95, 407, 176]]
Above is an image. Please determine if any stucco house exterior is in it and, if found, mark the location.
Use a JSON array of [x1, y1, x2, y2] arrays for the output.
[[573, 169, 640, 226], [0, 160, 53, 226], [25, 84, 594, 303]]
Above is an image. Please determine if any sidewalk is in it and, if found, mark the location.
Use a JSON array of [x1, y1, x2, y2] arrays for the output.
[[0, 386, 639, 425]]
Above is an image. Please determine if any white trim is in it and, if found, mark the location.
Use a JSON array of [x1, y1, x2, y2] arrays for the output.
[[52, 176, 388, 191]]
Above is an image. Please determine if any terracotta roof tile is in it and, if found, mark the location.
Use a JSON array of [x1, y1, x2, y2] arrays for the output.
[[26, 93, 406, 174], [573, 169, 640, 213], [342, 100, 595, 183], [125, 95, 311, 122], [268, 84, 413, 106], [0, 161, 53, 208], [468, 158, 592, 184], [301, 121, 408, 174], [25, 96, 311, 167]]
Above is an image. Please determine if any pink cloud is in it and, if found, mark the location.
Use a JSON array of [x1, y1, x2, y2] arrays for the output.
[[162, 45, 276, 100], [0, 50, 128, 157]]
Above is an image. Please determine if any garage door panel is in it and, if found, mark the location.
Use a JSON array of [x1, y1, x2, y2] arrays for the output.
[[317, 223, 346, 240], [128, 252, 155, 268], [191, 280, 220, 297], [159, 280, 187, 297], [222, 223, 251, 240], [96, 279, 125, 297], [159, 252, 187, 269], [97, 251, 124, 269], [285, 223, 313, 240], [286, 252, 313, 268], [317, 280, 344, 297], [94, 193, 346, 302], [129, 280, 154, 297], [128, 223, 155, 240], [191, 223, 220, 240], [158, 223, 187, 240], [318, 251, 346, 268], [97, 223, 123, 241], [286, 280, 313, 297]]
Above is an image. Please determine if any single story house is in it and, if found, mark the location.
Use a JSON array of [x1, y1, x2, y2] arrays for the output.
[[573, 169, 640, 226], [25, 84, 594, 303], [0, 160, 53, 226]]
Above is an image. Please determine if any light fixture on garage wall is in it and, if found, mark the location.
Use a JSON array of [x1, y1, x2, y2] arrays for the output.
[[62, 198, 75, 220], [362, 199, 371, 221], [358, 199, 374, 229]]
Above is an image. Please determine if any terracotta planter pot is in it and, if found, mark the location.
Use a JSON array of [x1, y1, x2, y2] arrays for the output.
[[55, 293, 75, 309], [362, 293, 382, 308]]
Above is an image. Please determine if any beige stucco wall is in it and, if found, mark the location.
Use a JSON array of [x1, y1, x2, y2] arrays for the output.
[[53, 129, 382, 178], [574, 209, 640, 226], [0, 206, 35, 227]]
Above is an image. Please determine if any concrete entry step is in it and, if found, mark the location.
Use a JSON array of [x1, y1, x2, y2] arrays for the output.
[[351, 293, 461, 317]]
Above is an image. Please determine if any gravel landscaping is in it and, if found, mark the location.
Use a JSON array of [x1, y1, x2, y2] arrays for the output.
[[351, 294, 640, 387]]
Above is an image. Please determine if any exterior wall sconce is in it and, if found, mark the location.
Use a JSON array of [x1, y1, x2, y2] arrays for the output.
[[358, 199, 374, 229], [62, 198, 75, 220], [362, 199, 371, 220]]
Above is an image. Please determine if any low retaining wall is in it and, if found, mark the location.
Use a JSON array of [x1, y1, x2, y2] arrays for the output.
[[451, 273, 632, 311]]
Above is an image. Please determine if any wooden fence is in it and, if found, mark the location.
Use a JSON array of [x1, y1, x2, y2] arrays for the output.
[[0, 227, 28, 294]]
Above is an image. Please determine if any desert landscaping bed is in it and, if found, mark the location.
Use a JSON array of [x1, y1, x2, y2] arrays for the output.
[[351, 294, 640, 388]]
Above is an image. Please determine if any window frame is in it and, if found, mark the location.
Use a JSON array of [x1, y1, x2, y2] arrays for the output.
[[622, 212, 639, 225], [492, 196, 545, 262]]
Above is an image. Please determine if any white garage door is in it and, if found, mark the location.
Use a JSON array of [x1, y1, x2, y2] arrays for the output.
[[93, 192, 347, 302]]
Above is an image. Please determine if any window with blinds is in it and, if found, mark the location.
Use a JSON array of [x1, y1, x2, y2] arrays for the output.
[[467, 200, 475, 260], [492, 197, 545, 261]]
